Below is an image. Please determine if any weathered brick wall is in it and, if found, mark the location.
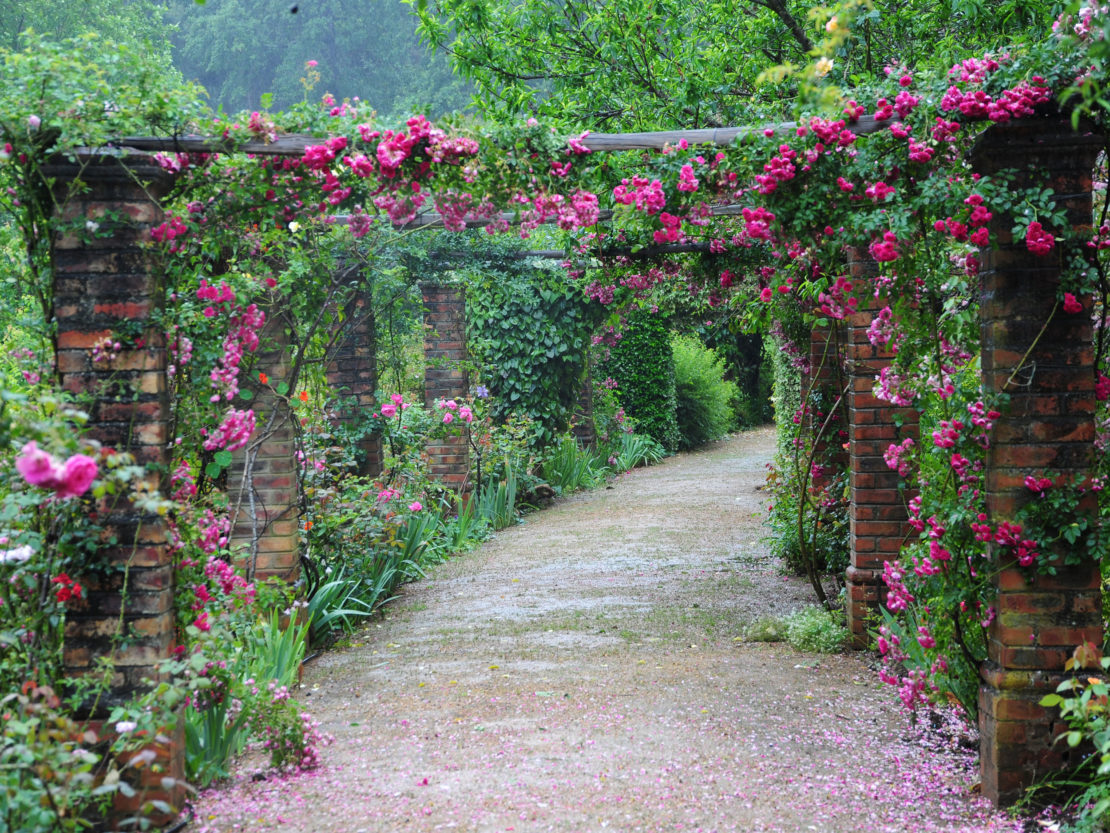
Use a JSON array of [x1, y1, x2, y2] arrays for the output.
[[326, 293, 383, 476], [972, 115, 1103, 804], [844, 251, 919, 646], [422, 282, 470, 491], [48, 152, 186, 820]]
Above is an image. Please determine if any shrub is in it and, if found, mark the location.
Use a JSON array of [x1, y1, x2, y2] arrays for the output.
[[783, 606, 849, 654], [671, 334, 738, 450], [601, 312, 679, 451]]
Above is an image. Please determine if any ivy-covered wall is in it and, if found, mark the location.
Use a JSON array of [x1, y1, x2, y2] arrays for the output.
[[466, 263, 600, 447]]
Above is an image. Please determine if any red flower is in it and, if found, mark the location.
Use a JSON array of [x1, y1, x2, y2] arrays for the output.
[[298, 391, 309, 402], [259, 372, 269, 385], [51, 573, 83, 603]]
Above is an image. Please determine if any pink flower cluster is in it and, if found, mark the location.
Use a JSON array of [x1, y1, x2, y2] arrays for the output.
[[202, 407, 256, 452], [151, 215, 189, 252], [1026, 221, 1055, 255], [939, 56, 1051, 122], [380, 393, 407, 418], [817, 276, 858, 319], [613, 176, 666, 214], [436, 398, 473, 424], [883, 437, 915, 477], [754, 144, 797, 195], [15, 442, 98, 499], [866, 306, 901, 353], [208, 302, 265, 403], [869, 231, 901, 262]]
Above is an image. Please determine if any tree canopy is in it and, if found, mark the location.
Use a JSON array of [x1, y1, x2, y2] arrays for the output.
[[411, 0, 1062, 130]]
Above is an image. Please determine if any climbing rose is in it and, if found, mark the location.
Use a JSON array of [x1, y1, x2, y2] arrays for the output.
[[1026, 222, 1055, 255], [1063, 293, 1083, 314]]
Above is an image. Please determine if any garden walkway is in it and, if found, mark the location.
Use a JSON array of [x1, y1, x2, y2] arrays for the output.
[[193, 428, 1024, 833]]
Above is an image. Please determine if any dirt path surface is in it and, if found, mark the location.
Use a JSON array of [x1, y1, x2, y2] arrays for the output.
[[194, 429, 1024, 833]]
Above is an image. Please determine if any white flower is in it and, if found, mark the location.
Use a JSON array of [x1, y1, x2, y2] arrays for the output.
[[85, 220, 100, 234], [114, 720, 138, 733], [288, 221, 301, 233], [815, 57, 834, 78], [0, 546, 34, 564]]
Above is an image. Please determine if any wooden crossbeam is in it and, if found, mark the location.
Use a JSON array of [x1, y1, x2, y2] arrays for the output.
[[115, 114, 888, 157]]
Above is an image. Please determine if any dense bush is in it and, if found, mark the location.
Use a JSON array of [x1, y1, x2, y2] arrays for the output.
[[601, 312, 679, 452], [671, 334, 738, 450]]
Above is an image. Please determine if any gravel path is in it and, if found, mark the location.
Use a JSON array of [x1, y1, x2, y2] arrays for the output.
[[193, 428, 1025, 833]]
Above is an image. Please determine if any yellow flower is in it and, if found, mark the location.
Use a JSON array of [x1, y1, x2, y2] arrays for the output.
[[815, 57, 834, 78]]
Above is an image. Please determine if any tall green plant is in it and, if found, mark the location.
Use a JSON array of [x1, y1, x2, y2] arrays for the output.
[[671, 334, 738, 450], [601, 311, 679, 452]]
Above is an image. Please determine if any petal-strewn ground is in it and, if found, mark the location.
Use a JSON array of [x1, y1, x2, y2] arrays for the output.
[[193, 428, 1026, 833]]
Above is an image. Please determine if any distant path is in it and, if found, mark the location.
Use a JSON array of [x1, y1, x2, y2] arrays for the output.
[[194, 428, 1020, 833]]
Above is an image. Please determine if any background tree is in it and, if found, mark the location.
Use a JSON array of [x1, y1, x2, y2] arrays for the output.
[[410, 0, 1059, 130], [0, 0, 173, 61]]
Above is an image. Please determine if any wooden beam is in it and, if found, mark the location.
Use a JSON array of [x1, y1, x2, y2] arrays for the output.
[[114, 115, 890, 157]]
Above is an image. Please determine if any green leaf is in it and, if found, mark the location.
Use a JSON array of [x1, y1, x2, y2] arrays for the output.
[[214, 450, 234, 467], [1067, 730, 1084, 747], [276, 381, 289, 395], [204, 461, 223, 478], [1039, 693, 1063, 707]]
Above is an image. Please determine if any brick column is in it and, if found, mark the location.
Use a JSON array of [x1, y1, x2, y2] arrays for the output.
[[229, 306, 300, 582], [326, 293, 383, 476], [972, 116, 1103, 804], [422, 282, 470, 492], [48, 152, 185, 821], [843, 251, 919, 646]]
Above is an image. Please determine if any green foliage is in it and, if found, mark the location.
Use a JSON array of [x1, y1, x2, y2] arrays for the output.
[[782, 606, 849, 654], [602, 312, 680, 452], [303, 569, 376, 646], [0, 0, 175, 60], [1, 679, 188, 831], [466, 264, 600, 449], [611, 431, 666, 471], [540, 435, 607, 493], [671, 333, 738, 450], [474, 468, 519, 531], [412, 0, 1059, 130], [412, 0, 809, 129], [1033, 645, 1110, 829]]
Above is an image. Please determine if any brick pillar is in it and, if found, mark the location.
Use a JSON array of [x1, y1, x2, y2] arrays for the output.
[[326, 293, 383, 476], [48, 153, 185, 821], [972, 116, 1103, 804], [422, 282, 470, 492], [229, 306, 300, 583], [844, 250, 919, 646]]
